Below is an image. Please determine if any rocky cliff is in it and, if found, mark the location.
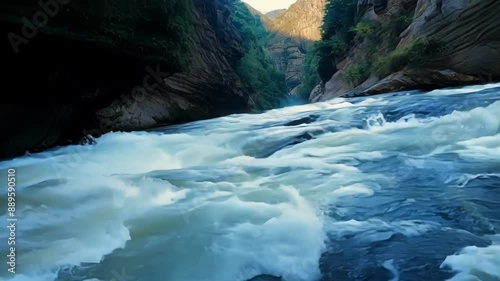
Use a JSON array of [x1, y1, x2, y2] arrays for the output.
[[269, 0, 326, 41], [0, 0, 256, 158], [311, 0, 500, 102], [243, 3, 274, 28], [265, 0, 326, 95], [96, 0, 249, 131], [265, 9, 287, 20]]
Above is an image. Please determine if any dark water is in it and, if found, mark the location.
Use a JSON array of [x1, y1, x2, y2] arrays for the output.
[[1, 84, 500, 281]]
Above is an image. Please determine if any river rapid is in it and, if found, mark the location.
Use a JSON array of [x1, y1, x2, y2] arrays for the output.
[[1, 84, 500, 281]]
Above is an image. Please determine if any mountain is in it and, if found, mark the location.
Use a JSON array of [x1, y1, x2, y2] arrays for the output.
[[242, 2, 273, 28], [310, 0, 500, 102], [269, 0, 326, 41], [0, 0, 286, 158], [266, 0, 326, 96], [265, 9, 286, 20]]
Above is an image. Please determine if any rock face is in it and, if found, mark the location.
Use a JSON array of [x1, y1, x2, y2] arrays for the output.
[[400, 0, 500, 77], [310, 0, 500, 102], [243, 3, 273, 28], [96, 0, 249, 131], [265, 0, 326, 94], [265, 9, 286, 20], [357, 0, 389, 20], [348, 69, 480, 97], [0, 0, 251, 158], [267, 36, 308, 95], [270, 0, 326, 41]]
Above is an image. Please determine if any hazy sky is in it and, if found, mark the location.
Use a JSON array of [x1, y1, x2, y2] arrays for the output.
[[242, 0, 297, 13]]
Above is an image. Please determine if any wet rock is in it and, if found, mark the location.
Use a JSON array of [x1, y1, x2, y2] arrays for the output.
[[284, 114, 321, 126], [347, 69, 480, 97], [243, 131, 320, 158], [291, 132, 315, 143], [79, 134, 97, 146], [247, 275, 282, 281]]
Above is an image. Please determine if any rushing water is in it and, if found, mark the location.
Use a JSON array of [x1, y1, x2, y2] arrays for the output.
[[1, 84, 500, 281]]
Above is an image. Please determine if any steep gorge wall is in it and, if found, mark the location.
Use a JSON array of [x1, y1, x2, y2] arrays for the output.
[[95, 0, 250, 131], [400, 0, 500, 77], [265, 0, 326, 95], [311, 0, 500, 102], [0, 0, 251, 158], [267, 36, 309, 95]]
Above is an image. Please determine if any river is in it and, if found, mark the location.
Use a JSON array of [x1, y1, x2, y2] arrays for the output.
[[1, 83, 500, 281]]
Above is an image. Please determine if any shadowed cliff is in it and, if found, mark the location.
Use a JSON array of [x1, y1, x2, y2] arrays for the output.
[[0, 0, 287, 158]]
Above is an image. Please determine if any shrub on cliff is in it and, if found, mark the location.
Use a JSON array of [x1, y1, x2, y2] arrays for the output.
[[297, 46, 321, 101], [345, 63, 370, 86], [316, 36, 349, 57], [352, 19, 380, 38], [373, 38, 443, 77]]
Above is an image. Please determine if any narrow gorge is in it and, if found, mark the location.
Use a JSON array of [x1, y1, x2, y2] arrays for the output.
[[1, 1, 500, 281]]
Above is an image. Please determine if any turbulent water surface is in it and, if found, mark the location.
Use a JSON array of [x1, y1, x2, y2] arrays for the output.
[[1, 84, 500, 281]]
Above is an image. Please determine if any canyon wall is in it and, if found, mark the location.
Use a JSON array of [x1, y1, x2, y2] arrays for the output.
[[0, 0, 266, 158], [311, 0, 500, 102]]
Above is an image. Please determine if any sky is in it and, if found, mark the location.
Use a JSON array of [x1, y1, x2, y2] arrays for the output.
[[241, 0, 297, 13]]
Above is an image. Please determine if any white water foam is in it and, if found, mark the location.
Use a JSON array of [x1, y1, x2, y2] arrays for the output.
[[1, 84, 499, 281], [441, 244, 500, 280]]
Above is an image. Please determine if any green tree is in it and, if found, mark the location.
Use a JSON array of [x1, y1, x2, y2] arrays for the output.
[[321, 0, 358, 41], [230, 0, 287, 110], [316, 0, 358, 82], [297, 46, 321, 102]]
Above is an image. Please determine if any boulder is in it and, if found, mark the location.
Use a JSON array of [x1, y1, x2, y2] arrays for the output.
[[344, 69, 480, 97]]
